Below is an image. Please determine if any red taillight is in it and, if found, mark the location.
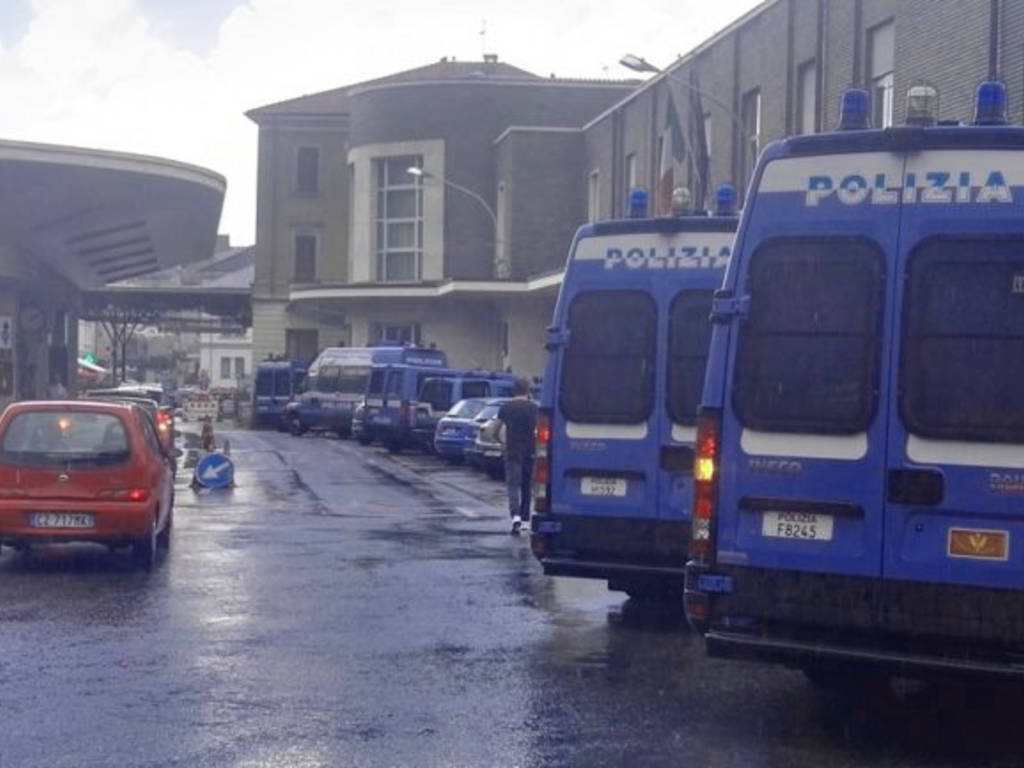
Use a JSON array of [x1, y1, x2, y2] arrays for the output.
[[690, 408, 721, 561], [399, 401, 410, 427], [532, 409, 552, 512], [100, 488, 150, 502]]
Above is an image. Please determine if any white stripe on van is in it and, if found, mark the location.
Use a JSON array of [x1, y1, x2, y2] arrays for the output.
[[741, 429, 868, 461], [671, 424, 697, 443], [566, 422, 648, 440], [907, 435, 1024, 469]]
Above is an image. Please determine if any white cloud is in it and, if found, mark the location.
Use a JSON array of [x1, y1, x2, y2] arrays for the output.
[[0, 0, 760, 244]]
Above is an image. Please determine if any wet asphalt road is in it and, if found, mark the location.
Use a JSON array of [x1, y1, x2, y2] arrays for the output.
[[3, 429, 1024, 767]]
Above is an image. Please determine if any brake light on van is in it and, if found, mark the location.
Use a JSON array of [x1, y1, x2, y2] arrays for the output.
[[533, 410, 552, 513], [690, 408, 721, 561], [399, 400, 410, 427]]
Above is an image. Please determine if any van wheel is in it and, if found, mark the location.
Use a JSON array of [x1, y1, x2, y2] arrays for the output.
[[387, 442, 402, 454], [132, 516, 158, 572], [486, 466, 503, 481], [357, 435, 372, 446], [289, 417, 306, 437]]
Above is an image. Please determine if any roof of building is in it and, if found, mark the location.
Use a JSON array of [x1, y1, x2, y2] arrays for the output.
[[246, 58, 637, 120], [115, 240, 254, 290]]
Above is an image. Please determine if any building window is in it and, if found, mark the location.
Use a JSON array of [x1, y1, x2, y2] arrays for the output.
[[371, 323, 421, 345], [625, 152, 637, 202], [375, 155, 423, 283], [868, 20, 895, 128], [740, 88, 761, 193], [587, 170, 600, 222], [220, 357, 231, 379], [293, 233, 317, 282], [296, 147, 319, 195], [235, 357, 246, 378], [796, 59, 817, 134], [285, 329, 319, 362]]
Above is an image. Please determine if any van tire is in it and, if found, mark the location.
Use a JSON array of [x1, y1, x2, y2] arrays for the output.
[[288, 417, 306, 437], [387, 442, 402, 454], [357, 435, 372, 446]]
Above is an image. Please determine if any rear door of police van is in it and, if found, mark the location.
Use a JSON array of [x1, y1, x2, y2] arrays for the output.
[[882, 147, 1024, 642], [550, 230, 663, 547], [715, 151, 903, 630]]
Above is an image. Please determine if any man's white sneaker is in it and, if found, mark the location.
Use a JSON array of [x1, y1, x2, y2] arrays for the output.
[[510, 515, 522, 536]]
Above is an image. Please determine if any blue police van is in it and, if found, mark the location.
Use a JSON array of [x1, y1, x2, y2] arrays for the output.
[[358, 348, 451, 451], [412, 372, 520, 450], [286, 346, 427, 437], [685, 81, 1024, 680], [530, 188, 738, 599], [251, 359, 307, 429]]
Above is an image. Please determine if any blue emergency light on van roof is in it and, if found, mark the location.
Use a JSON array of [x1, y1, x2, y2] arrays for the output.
[[628, 187, 649, 218], [838, 88, 871, 130], [715, 184, 737, 216], [974, 80, 1008, 125]]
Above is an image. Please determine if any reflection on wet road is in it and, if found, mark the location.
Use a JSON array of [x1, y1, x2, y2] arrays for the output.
[[1, 428, 1023, 767]]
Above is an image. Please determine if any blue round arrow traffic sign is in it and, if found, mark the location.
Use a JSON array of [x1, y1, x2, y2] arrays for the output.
[[194, 452, 234, 489]]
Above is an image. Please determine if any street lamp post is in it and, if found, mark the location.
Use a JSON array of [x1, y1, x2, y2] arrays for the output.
[[406, 167, 508, 278], [620, 53, 746, 211], [619, 54, 743, 129]]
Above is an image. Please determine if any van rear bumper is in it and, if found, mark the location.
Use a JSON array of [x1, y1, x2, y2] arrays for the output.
[[686, 563, 1024, 679], [705, 629, 1024, 680], [530, 513, 689, 585]]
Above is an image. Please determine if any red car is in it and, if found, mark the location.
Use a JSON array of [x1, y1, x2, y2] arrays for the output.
[[0, 400, 174, 570]]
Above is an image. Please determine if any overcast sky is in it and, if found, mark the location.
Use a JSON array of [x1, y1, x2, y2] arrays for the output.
[[0, 0, 762, 244]]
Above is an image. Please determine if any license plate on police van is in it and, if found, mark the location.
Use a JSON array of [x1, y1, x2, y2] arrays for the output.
[[762, 511, 833, 541], [30, 512, 95, 529], [581, 477, 627, 497]]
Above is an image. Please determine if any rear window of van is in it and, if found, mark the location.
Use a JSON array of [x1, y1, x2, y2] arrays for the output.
[[902, 238, 1024, 442], [667, 290, 715, 426], [733, 238, 884, 433], [560, 290, 656, 423]]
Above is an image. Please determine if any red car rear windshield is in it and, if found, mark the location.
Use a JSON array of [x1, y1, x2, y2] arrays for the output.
[[1, 411, 131, 467]]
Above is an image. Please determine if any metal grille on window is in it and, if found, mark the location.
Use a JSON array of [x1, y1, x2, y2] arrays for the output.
[[376, 156, 423, 282]]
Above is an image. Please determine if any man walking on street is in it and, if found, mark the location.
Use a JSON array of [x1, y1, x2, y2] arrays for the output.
[[497, 379, 538, 536]]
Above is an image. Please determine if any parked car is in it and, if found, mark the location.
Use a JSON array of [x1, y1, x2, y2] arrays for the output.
[[84, 388, 175, 458], [433, 398, 487, 463], [0, 401, 174, 570], [464, 399, 511, 478]]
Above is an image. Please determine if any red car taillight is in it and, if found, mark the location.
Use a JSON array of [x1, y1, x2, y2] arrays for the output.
[[532, 409, 552, 512], [157, 411, 173, 432], [100, 488, 151, 502], [399, 401, 410, 427], [690, 408, 721, 562]]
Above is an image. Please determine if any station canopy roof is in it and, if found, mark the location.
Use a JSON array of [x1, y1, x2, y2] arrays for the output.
[[0, 138, 225, 289]]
